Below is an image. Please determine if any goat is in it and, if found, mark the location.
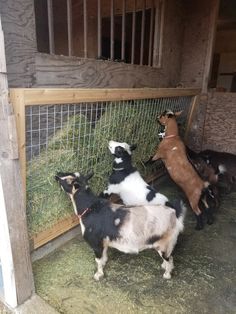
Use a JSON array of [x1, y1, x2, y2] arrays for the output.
[[102, 140, 168, 205], [55, 171, 186, 281], [152, 110, 217, 230], [185, 146, 220, 209], [102, 140, 182, 212], [198, 149, 236, 194]]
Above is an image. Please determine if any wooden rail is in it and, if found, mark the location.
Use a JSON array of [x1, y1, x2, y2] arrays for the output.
[[9, 87, 200, 251]]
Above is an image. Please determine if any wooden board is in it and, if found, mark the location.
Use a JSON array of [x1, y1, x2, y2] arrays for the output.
[[10, 87, 200, 106], [0, 17, 34, 307]]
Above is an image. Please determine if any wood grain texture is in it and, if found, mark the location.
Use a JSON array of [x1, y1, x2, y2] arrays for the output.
[[202, 92, 236, 154], [180, 0, 216, 88], [10, 87, 200, 105], [0, 0, 37, 87], [0, 17, 34, 305]]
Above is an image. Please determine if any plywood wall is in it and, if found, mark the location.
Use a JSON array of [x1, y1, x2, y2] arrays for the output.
[[187, 92, 236, 154], [180, 0, 217, 88], [0, 0, 185, 88], [0, 0, 37, 87]]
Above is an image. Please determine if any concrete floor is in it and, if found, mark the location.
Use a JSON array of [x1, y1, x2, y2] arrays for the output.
[[33, 176, 236, 314]]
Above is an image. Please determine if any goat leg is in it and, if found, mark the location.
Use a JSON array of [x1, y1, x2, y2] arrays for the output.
[[94, 246, 108, 281], [195, 213, 204, 230]]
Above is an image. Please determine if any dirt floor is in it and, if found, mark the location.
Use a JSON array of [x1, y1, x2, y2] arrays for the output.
[[33, 175, 236, 314]]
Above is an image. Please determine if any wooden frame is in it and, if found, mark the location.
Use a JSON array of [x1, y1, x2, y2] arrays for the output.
[[0, 17, 34, 307], [10, 87, 200, 250]]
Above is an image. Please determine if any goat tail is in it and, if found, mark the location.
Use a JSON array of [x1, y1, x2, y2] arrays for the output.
[[166, 199, 187, 233]]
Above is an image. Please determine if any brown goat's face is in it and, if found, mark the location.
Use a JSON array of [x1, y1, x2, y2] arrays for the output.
[[158, 115, 169, 126]]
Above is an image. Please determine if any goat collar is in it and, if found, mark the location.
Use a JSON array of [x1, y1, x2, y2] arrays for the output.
[[113, 166, 124, 171], [164, 134, 178, 139], [77, 207, 91, 219]]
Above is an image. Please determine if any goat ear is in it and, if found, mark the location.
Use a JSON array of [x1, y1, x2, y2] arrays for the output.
[[55, 175, 60, 182], [130, 144, 137, 151], [174, 111, 183, 117], [85, 171, 94, 181]]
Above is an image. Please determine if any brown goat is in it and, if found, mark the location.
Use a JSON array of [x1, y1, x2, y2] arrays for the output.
[[152, 110, 216, 230]]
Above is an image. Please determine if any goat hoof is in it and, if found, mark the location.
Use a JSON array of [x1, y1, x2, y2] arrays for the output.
[[161, 261, 166, 270], [207, 217, 214, 225], [163, 272, 171, 279], [94, 272, 104, 281], [195, 223, 203, 230]]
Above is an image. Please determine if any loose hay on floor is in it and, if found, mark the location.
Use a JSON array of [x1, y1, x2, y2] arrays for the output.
[[33, 176, 236, 314]]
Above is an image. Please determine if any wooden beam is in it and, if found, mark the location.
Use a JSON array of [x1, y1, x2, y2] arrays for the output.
[[31, 214, 80, 250], [202, 0, 220, 93], [0, 17, 34, 307], [10, 88, 201, 106], [184, 95, 199, 142], [10, 89, 27, 192]]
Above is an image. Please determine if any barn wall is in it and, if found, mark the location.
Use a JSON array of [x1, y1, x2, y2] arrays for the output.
[[35, 0, 185, 88], [187, 92, 236, 154], [0, 0, 185, 88], [202, 92, 236, 154], [180, 0, 216, 88], [0, 0, 37, 87]]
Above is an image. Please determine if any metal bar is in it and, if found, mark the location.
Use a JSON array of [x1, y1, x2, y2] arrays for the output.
[[148, 0, 154, 66], [83, 0, 88, 58], [121, 0, 126, 61], [47, 0, 55, 54], [110, 0, 114, 60], [131, 0, 136, 64], [140, 0, 146, 65], [97, 0, 101, 58], [67, 0, 73, 56]]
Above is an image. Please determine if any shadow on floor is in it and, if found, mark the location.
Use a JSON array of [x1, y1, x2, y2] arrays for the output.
[[33, 175, 236, 314]]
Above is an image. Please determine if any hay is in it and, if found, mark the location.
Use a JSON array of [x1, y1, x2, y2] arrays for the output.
[[27, 100, 180, 236]]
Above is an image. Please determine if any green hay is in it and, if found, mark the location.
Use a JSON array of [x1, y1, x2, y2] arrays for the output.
[[27, 100, 186, 236]]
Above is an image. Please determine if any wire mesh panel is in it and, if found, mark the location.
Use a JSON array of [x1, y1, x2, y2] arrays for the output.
[[25, 96, 192, 237]]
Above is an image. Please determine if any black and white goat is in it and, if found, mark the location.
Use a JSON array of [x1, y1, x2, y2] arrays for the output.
[[102, 140, 176, 208], [55, 172, 186, 281]]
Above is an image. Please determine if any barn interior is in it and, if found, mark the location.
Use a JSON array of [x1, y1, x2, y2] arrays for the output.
[[0, 0, 236, 313]]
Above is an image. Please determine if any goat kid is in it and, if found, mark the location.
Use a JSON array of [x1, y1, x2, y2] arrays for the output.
[[102, 141, 185, 216], [152, 110, 217, 230], [198, 149, 236, 194], [55, 171, 186, 281], [102, 140, 168, 205]]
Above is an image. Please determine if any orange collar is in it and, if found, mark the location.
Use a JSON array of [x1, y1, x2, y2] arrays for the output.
[[164, 134, 178, 139]]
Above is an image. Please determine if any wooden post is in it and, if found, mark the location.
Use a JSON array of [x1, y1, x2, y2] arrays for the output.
[[0, 17, 34, 307], [184, 95, 199, 142], [202, 0, 220, 93]]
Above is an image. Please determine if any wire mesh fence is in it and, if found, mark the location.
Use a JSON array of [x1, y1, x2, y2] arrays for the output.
[[24, 95, 192, 237]]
